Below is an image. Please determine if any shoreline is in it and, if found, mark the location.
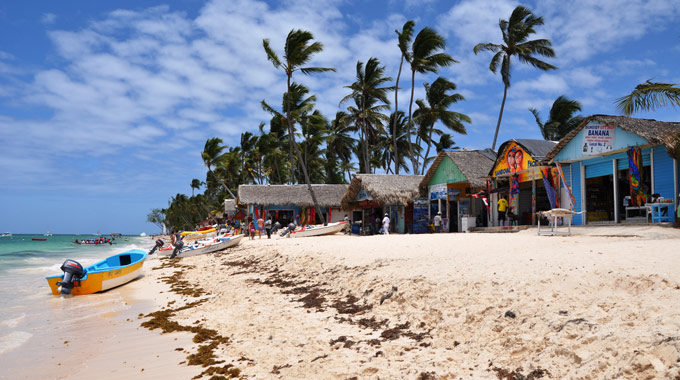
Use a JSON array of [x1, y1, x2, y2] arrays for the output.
[[14, 226, 680, 379]]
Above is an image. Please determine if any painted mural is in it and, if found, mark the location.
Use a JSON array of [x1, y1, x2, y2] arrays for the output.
[[492, 142, 542, 181]]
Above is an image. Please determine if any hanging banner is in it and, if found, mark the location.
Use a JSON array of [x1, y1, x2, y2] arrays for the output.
[[413, 197, 429, 234], [582, 122, 615, 155], [429, 183, 447, 200]]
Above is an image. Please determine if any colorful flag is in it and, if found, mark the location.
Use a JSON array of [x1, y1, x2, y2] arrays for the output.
[[556, 163, 576, 210]]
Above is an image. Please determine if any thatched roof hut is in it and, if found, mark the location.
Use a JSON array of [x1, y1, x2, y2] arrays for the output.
[[341, 174, 424, 210], [237, 184, 348, 208], [419, 150, 495, 193], [546, 114, 680, 162]]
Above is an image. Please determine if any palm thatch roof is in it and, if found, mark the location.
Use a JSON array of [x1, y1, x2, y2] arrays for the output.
[[419, 150, 496, 193], [237, 184, 348, 208], [546, 114, 680, 162], [341, 174, 424, 210], [223, 199, 237, 213]]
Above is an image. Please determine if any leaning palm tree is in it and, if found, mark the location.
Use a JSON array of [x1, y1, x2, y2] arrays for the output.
[[530, 95, 583, 141], [201, 137, 237, 199], [407, 27, 457, 174], [474, 5, 557, 150], [263, 29, 335, 224], [412, 77, 470, 174], [392, 20, 415, 174], [340, 57, 393, 173], [615, 80, 680, 115]]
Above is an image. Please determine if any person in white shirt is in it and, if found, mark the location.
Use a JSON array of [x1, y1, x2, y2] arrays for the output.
[[381, 213, 390, 235], [433, 211, 442, 233]]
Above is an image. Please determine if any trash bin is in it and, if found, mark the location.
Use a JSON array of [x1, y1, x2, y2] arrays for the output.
[[461, 216, 476, 233]]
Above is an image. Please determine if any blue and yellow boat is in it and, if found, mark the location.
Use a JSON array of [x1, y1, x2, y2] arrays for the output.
[[46, 249, 147, 295]]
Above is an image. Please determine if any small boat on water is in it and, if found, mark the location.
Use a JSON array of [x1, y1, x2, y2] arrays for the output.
[[158, 234, 243, 258], [46, 249, 147, 295], [291, 221, 347, 238], [44, 231, 53, 236], [32, 238, 47, 241], [1, 232, 12, 237]]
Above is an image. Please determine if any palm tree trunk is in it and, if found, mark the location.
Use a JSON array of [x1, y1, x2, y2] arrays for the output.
[[491, 83, 508, 151], [407, 69, 418, 174], [208, 168, 236, 199], [421, 124, 435, 175], [362, 119, 370, 174], [286, 74, 325, 225], [392, 55, 404, 175]]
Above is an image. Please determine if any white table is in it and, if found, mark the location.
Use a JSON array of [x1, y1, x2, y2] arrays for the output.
[[536, 209, 584, 236]]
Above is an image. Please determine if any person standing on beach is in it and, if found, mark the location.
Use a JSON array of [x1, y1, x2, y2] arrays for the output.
[[433, 211, 442, 233], [257, 216, 264, 239], [498, 195, 508, 227], [382, 213, 390, 235], [264, 216, 272, 239], [248, 222, 255, 240]]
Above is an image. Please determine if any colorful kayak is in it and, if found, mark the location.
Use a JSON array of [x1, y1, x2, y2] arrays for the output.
[[46, 249, 147, 295], [180, 228, 216, 236]]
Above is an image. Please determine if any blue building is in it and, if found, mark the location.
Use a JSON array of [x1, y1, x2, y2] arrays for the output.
[[546, 115, 680, 225]]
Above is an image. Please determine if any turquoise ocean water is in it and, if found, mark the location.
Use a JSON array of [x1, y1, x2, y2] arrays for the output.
[[0, 234, 153, 375]]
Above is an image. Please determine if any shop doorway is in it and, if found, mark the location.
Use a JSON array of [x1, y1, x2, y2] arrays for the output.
[[585, 175, 614, 223], [274, 210, 295, 226], [448, 200, 459, 232]]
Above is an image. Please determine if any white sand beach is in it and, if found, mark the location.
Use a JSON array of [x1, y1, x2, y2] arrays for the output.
[[20, 226, 680, 380]]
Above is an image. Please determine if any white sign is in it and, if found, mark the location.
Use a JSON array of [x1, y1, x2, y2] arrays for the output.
[[582, 123, 615, 155], [429, 183, 447, 200]]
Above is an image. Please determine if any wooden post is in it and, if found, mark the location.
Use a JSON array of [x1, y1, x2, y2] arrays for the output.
[[613, 159, 619, 223], [531, 178, 536, 225]]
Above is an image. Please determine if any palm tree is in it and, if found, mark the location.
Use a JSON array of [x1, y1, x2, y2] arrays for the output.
[[341, 57, 393, 174], [473, 5, 557, 150], [392, 20, 415, 174], [326, 111, 356, 183], [529, 95, 583, 141], [412, 77, 470, 174], [190, 179, 203, 196], [423, 133, 459, 169], [615, 80, 680, 115], [382, 111, 411, 174], [406, 27, 457, 174], [201, 137, 237, 199], [263, 29, 335, 224]]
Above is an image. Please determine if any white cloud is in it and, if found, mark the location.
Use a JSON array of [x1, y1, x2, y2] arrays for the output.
[[41, 13, 57, 25]]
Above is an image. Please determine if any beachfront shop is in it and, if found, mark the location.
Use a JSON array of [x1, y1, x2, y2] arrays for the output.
[[418, 149, 496, 232], [237, 184, 350, 229], [490, 139, 559, 226], [546, 115, 680, 225], [341, 174, 423, 234]]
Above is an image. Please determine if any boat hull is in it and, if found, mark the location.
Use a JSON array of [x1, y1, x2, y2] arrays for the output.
[[159, 235, 243, 258], [292, 222, 346, 238], [46, 249, 146, 295]]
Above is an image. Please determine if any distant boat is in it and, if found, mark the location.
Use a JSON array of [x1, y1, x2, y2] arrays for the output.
[[0, 232, 11, 237], [140, 232, 147, 237], [46, 249, 147, 295], [44, 231, 52, 236], [32, 238, 47, 241]]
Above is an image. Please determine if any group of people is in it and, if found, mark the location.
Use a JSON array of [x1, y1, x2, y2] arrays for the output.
[[73, 237, 113, 245], [247, 216, 281, 240]]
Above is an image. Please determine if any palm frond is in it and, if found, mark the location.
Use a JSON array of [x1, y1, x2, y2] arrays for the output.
[[615, 80, 680, 115]]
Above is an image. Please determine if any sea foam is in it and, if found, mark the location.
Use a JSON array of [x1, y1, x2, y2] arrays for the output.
[[0, 331, 32, 355]]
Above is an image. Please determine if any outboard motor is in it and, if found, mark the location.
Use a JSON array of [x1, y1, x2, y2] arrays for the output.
[[148, 239, 164, 255], [56, 259, 85, 295]]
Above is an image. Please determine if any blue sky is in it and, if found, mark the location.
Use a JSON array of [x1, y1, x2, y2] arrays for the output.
[[1, 0, 678, 234]]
